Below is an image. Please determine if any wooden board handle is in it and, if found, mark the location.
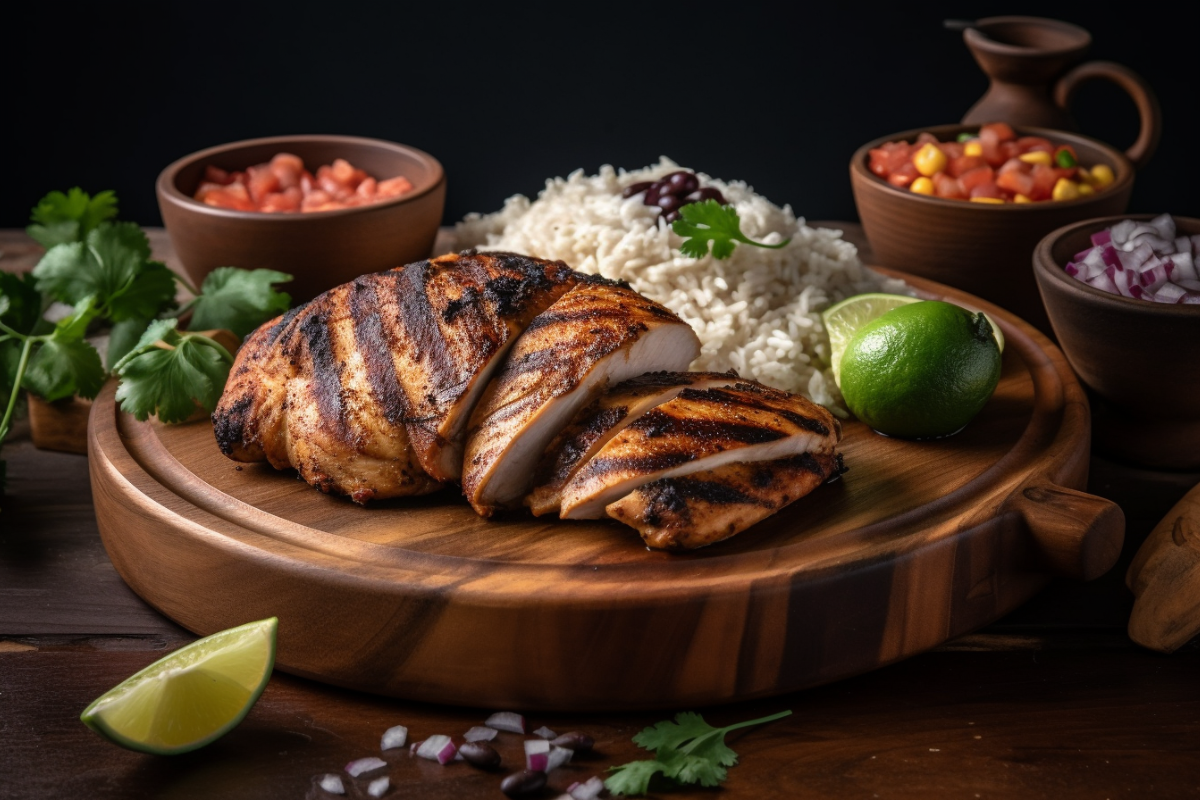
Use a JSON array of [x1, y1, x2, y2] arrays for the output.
[[1126, 480, 1200, 653], [1009, 481, 1124, 580]]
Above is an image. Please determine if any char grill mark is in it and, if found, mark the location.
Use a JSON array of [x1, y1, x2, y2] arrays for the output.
[[350, 279, 408, 427], [677, 385, 833, 437], [300, 310, 347, 437]]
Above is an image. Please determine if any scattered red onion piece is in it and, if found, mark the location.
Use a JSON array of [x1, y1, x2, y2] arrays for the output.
[[546, 745, 574, 772], [534, 726, 557, 740], [464, 726, 499, 742], [416, 735, 458, 765], [367, 776, 390, 798], [409, 740, 421, 756], [525, 738, 550, 771], [486, 711, 526, 734], [318, 774, 346, 794], [381, 725, 408, 751], [345, 757, 387, 777], [569, 776, 606, 800]]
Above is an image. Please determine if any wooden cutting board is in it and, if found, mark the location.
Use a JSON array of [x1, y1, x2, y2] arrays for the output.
[[87, 270, 1124, 712]]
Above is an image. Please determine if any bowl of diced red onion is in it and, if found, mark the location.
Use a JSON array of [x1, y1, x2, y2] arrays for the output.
[[1034, 214, 1200, 470], [157, 135, 445, 303]]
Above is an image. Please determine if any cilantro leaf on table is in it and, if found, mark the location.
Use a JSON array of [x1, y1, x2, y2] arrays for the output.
[[106, 260, 177, 322], [187, 267, 292, 338], [113, 319, 235, 423], [106, 317, 152, 370], [671, 200, 791, 260], [21, 298, 105, 402], [605, 709, 791, 796], [26, 188, 118, 249]]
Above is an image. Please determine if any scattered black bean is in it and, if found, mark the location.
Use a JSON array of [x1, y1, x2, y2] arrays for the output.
[[656, 193, 683, 213], [621, 181, 653, 199], [664, 170, 700, 195], [550, 731, 595, 752], [644, 185, 662, 206], [664, 210, 681, 224], [458, 741, 501, 770], [500, 769, 547, 797], [686, 186, 727, 205]]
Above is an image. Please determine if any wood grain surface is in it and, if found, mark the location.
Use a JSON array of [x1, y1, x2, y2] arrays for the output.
[[87, 268, 1123, 710]]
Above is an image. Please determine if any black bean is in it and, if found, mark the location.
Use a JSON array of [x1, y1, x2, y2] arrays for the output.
[[656, 193, 683, 213], [621, 181, 653, 199], [550, 731, 595, 752], [500, 769, 547, 797], [643, 184, 663, 207], [664, 210, 681, 224], [458, 741, 501, 770], [665, 170, 700, 195], [686, 187, 726, 205]]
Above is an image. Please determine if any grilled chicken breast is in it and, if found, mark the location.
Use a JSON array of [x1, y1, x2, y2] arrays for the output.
[[606, 452, 845, 550], [559, 382, 841, 520], [461, 279, 701, 516], [213, 251, 577, 501], [525, 370, 742, 517]]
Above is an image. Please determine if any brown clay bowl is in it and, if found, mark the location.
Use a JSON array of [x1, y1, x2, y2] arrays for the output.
[[157, 135, 446, 303], [1034, 215, 1200, 470], [850, 124, 1134, 334]]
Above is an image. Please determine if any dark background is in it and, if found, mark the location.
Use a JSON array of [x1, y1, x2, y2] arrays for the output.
[[5, 2, 1198, 230]]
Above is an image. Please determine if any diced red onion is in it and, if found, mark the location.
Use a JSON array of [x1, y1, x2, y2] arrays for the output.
[[319, 774, 346, 794], [1091, 229, 1112, 247], [367, 776, 391, 798], [346, 757, 387, 777], [1176, 236, 1193, 255], [486, 711, 526, 734], [1065, 262, 1079, 277], [1070, 217, 1198, 305], [381, 725, 408, 751], [1118, 241, 1153, 271], [546, 745, 574, 772], [1191, 235, 1200, 254], [1129, 284, 1143, 299], [1148, 213, 1176, 240], [1101, 246, 1120, 269], [569, 776, 606, 800], [1172, 253, 1197, 281], [464, 726, 498, 742], [534, 726, 557, 740], [1152, 282, 1187, 303], [1177, 279, 1200, 292], [525, 738, 550, 771], [1111, 219, 1136, 245], [416, 735, 458, 765], [1182, 293, 1200, 305]]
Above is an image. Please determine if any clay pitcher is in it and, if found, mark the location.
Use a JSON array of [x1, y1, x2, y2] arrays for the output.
[[962, 16, 1161, 168]]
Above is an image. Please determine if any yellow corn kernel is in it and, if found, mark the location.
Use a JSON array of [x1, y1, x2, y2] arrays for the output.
[[970, 196, 1005, 204], [1052, 178, 1081, 201], [910, 176, 935, 196], [913, 143, 948, 177], [963, 140, 983, 157], [1077, 183, 1095, 196], [1018, 151, 1053, 166], [1091, 164, 1115, 187], [1014, 194, 1033, 204]]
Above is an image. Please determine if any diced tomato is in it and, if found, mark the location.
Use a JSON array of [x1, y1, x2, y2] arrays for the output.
[[1017, 136, 1054, 154], [939, 141, 964, 160], [355, 177, 378, 199], [259, 187, 303, 213], [201, 183, 256, 211], [270, 153, 304, 190], [933, 172, 966, 199], [999, 141, 1022, 163], [969, 182, 1004, 199], [377, 176, 414, 198], [1030, 164, 1058, 201], [246, 165, 281, 204], [204, 165, 234, 185], [331, 158, 356, 186], [887, 162, 919, 188], [996, 163, 1035, 197], [981, 122, 1016, 143], [947, 155, 987, 178], [959, 166, 996, 193]]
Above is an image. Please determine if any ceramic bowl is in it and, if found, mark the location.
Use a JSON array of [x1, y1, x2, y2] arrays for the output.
[[850, 124, 1134, 334], [157, 135, 446, 303], [1033, 215, 1200, 470]]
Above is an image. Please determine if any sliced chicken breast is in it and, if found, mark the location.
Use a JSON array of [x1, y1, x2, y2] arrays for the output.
[[525, 370, 742, 517], [606, 452, 845, 550], [368, 251, 578, 481], [559, 382, 841, 520], [461, 279, 701, 516]]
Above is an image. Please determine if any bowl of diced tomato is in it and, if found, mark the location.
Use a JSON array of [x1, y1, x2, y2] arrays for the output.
[[850, 122, 1135, 334], [157, 135, 445, 303]]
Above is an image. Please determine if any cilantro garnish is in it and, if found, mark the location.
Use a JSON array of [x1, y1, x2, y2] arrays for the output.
[[0, 188, 293, 501], [671, 200, 791, 260], [605, 709, 791, 796]]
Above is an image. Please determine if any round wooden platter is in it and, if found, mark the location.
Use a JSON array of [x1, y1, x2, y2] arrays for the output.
[[88, 269, 1124, 712]]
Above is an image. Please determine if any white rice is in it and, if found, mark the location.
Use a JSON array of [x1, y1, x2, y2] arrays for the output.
[[453, 157, 908, 413]]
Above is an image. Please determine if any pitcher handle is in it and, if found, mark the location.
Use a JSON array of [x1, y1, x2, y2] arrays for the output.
[[1054, 61, 1161, 170]]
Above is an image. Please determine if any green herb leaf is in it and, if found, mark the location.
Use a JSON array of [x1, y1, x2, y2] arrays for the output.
[[0, 272, 46, 336], [113, 320, 235, 423], [26, 188, 118, 249], [106, 318, 152, 370], [604, 760, 671, 796], [189, 267, 292, 338], [106, 260, 177, 323], [671, 200, 791, 260], [22, 297, 105, 402]]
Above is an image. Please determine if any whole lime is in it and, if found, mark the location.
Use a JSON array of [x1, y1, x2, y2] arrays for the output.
[[839, 300, 1002, 439]]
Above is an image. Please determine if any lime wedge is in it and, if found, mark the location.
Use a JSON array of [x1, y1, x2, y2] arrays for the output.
[[823, 292, 1004, 387], [81, 617, 277, 754]]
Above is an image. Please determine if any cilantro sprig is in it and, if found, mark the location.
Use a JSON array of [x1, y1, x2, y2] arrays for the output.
[[671, 199, 791, 259], [605, 709, 791, 795], [0, 188, 292, 499]]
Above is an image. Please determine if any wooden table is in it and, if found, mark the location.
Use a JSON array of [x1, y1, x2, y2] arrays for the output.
[[2, 229, 1198, 800]]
